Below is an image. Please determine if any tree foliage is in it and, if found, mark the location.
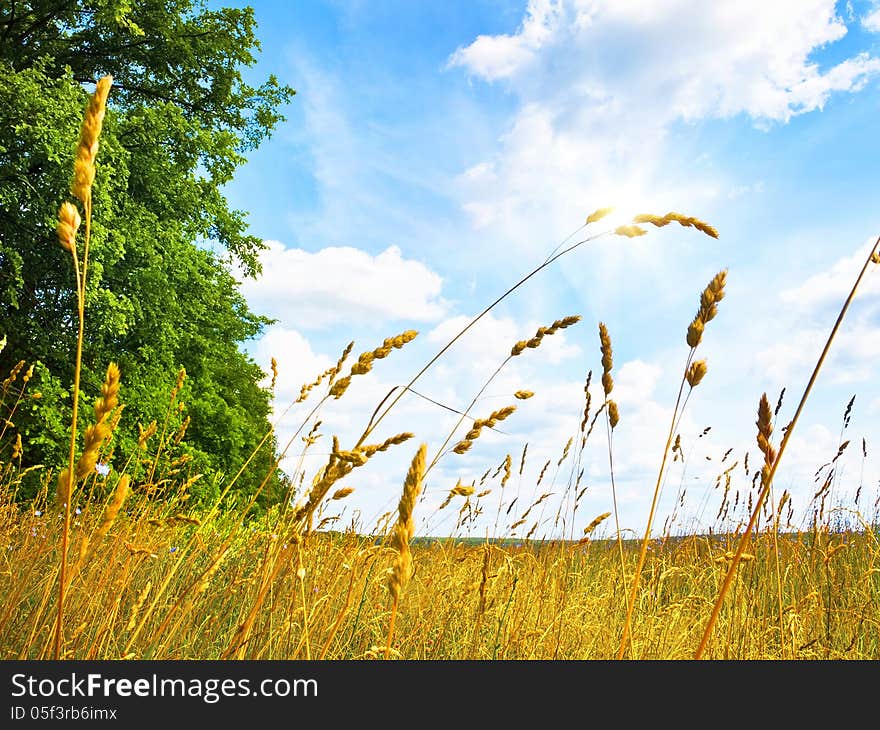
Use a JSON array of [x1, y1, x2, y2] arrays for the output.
[[0, 0, 295, 508]]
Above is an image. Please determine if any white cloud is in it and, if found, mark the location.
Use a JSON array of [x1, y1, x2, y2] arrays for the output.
[[863, 1, 880, 31], [753, 314, 880, 387], [614, 359, 662, 406], [239, 241, 448, 329], [251, 326, 333, 406], [450, 0, 879, 124], [752, 237, 880, 386], [446, 0, 560, 81], [447, 0, 880, 245], [779, 237, 880, 311], [755, 329, 826, 385]]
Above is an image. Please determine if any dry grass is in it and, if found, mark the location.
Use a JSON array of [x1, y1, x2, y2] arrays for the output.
[[1, 483, 877, 659]]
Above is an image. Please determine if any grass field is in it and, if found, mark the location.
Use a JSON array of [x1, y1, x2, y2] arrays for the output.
[[1, 481, 877, 659]]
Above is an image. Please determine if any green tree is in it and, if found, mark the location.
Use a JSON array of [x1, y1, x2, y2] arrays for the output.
[[0, 1, 295, 509]]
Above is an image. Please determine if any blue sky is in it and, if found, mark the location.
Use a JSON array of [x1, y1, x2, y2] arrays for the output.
[[215, 0, 880, 539]]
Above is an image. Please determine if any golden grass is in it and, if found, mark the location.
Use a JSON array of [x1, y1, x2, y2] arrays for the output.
[[1, 481, 877, 659]]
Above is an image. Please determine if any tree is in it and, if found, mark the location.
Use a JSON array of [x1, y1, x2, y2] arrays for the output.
[[0, 0, 295, 509]]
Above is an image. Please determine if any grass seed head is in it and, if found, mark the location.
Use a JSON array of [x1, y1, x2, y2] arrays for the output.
[[71, 75, 112, 203], [329, 376, 351, 399], [686, 359, 708, 388], [511, 341, 528, 356], [328, 341, 354, 384], [362, 432, 415, 457], [452, 440, 473, 454], [511, 316, 580, 357], [387, 443, 426, 604], [126, 580, 152, 632], [86, 474, 130, 560], [138, 420, 157, 450], [75, 362, 121, 480], [584, 511, 612, 535], [56, 202, 81, 252], [439, 480, 475, 509], [501, 454, 512, 488], [614, 224, 648, 238], [608, 400, 620, 429], [453, 406, 516, 454], [270, 357, 278, 390], [756, 393, 775, 464], [686, 269, 727, 348], [599, 322, 613, 396], [586, 206, 614, 224], [334, 330, 418, 397], [56, 468, 72, 508], [634, 212, 719, 239]]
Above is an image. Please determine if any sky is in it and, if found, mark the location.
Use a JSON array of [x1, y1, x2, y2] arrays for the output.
[[213, 0, 880, 540]]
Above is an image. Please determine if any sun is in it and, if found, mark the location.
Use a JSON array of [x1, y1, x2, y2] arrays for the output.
[[593, 190, 663, 232]]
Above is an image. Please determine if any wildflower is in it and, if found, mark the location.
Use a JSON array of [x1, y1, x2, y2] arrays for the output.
[[33, 510, 42, 517], [95, 463, 110, 476], [169, 546, 178, 554]]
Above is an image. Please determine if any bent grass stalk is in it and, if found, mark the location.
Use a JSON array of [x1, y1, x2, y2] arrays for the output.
[[354, 209, 620, 450], [694, 235, 880, 659]]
